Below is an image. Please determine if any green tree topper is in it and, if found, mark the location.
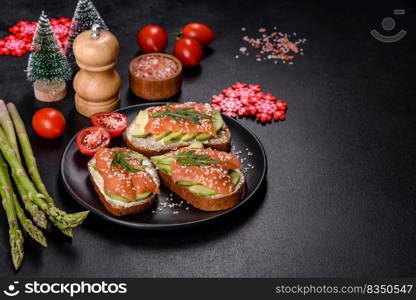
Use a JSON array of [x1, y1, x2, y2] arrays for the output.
[[27, 12, 71, 83]]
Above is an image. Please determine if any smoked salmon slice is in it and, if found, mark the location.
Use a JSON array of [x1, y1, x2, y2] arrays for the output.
[[169, 147, 241, 195], [95, 148, 159, 202], [144, 103, 217, 136], [172, 147, 241, 169]]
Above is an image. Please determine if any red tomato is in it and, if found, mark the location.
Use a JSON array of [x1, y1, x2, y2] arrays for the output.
[[137, 25, 168, 53], [182, 23, 215, 47], [90, 112, 127, 137], [32, 108, 66, 139], [76, 126, 111, 156], [173, 38, 203, 68]]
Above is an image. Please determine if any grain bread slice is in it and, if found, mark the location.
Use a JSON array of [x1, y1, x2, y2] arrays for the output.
[[125, 109, 231, 157], [157, 169, 246, 211], [87, 153, 160, 217]]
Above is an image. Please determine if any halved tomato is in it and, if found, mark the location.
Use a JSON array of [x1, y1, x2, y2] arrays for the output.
[[90, 112, 128, 137], [76, 126, 111, 156]]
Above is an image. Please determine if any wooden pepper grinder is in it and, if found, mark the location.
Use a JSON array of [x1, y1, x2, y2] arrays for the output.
[[73, 24, 121, 117]]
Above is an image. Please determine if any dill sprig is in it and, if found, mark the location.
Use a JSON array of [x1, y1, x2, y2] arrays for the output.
[[150, 104, 211, 125], [173, 150, 222, 166], [112, 150, 141, 173]]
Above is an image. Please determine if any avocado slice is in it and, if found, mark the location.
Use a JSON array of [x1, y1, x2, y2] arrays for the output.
[[212, 110, 224, 132], [150, 155, 163, 162], [189, 141, 204, 148], [136, 192, 152, 200], [195, 132, 212, 141], [151, 155, 173, 175], [105, 191, 152, 203], [156, 164, 172, 175], [181, 133, 197, 141], [132, 132, 150, 138], [188, 185, 217, 196], [151, 155, 174, 165], [155, 131, 171, 141], [131, 110, 150, 138], [105, 192, 130, 203], [163, 132, 185, 144], [177, 180, 198, 186], [230, 171, 241, 185]]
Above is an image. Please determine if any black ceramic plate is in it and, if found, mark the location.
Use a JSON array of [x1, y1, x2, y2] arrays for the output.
[[61, 103, 267, 229]]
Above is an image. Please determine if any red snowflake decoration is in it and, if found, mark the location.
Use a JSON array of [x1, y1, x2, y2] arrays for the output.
[[232, 82, 246, 89], [210, 82, 288, 123], [212, 95, 243, 118], [0, 37, 28, 56], [255, 100, 278, 122], [0, 17, 71, 56]]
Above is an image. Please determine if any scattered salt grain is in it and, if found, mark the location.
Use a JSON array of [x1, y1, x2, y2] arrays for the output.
[[237, 26, 306, 64]]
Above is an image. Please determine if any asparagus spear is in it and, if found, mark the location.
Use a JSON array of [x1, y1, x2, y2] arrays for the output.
[[6, 103, 83, 236], [6, 102, 52, 203], [0, 127, 88, 235], [2, 103, 87, 236], [0, 153, 24, 270], [0, 100, 21, 163], [14, 181, 48, 229], [0, 154, 47, 247], [0, 102, 47, 229], [13, 184, 47, 246]]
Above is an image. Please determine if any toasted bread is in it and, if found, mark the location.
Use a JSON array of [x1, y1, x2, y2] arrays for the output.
[[126, 127, 231, 157], [87, 151, 160, 217], [125, 105, 231, 157], [157, 167, 246, 212]]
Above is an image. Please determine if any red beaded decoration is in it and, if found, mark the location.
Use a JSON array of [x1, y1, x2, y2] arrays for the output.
[[211, 82, 288, 123], [211, 94, 243, 118], [0, 17, 71, 56]]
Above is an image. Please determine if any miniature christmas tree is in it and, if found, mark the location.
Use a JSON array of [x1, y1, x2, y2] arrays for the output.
[[66, 0, 108, 63], [27, 11, 71, 101]]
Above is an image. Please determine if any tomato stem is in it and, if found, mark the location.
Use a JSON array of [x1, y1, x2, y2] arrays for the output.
[[174, 30, 183, 40]]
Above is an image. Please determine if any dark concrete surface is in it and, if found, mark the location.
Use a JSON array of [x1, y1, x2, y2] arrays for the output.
[[0, 0, 415, 277]]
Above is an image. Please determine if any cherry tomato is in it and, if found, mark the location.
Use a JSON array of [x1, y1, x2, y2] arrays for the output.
[[32, 108, 66, 139], [182, 23, 215, 47], [90, 112, 127, 137], [173, 38, 203, 68], [76, 126, 111, 156], [137, 25, 168, 53]]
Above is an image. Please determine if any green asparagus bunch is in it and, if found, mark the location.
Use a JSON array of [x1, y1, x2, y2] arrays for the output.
[[0, 100, 89, 270], [0, 154, 24, 270]]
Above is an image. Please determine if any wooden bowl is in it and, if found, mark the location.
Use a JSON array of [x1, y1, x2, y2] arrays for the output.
[[129, 53, 182, 101]]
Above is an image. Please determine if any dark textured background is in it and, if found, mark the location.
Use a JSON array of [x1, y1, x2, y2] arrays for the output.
[[0, 0, 415, 277]]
